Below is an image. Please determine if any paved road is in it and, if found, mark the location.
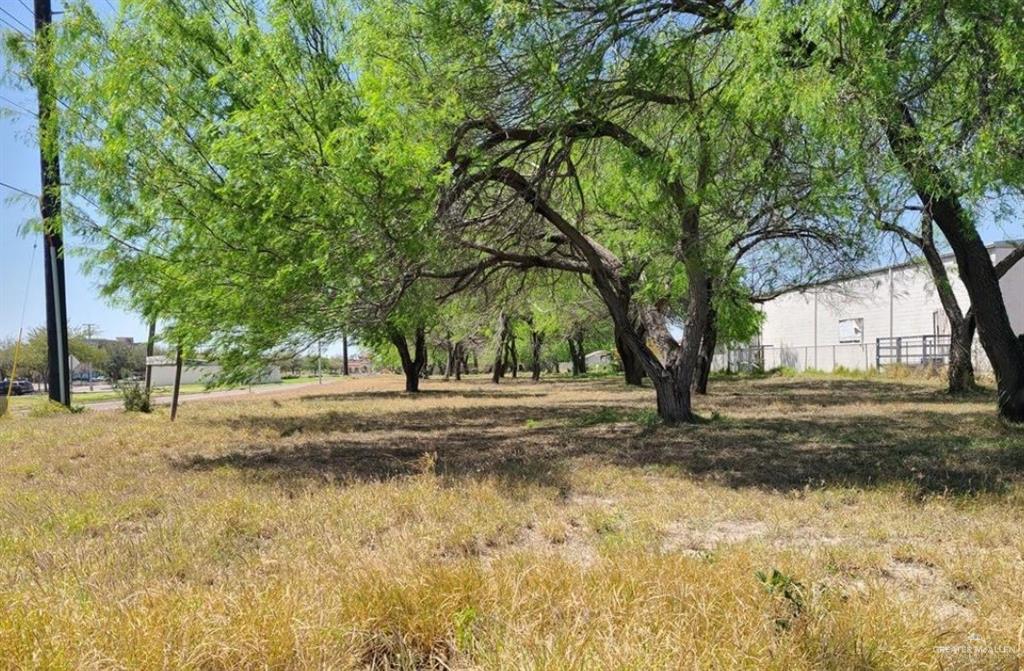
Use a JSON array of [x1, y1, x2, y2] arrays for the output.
[[83, 381, 328, 412]]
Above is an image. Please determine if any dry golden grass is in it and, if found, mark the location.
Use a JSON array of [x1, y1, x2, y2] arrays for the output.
[[1, 373, 1022, 670]]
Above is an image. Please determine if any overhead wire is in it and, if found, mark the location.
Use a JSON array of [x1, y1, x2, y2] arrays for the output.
[[0, 15, 30, 36], [1, 178, 40, 414], [0, 180, 39, 199], [0, 6, 31, 33], [0, 95, 38, 117], [3, 239, 39, 413]]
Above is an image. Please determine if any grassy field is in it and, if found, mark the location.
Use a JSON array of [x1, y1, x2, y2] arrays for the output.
[[0, 374, 1022, 669], [3, 375, 336, 413]]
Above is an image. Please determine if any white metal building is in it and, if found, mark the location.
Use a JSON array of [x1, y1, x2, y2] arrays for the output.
[[146, 357, 282, 387], [719, 241, 1024, 373]]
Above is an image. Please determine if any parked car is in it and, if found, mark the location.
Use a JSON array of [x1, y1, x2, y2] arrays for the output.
[[0, 378, 35, 395]]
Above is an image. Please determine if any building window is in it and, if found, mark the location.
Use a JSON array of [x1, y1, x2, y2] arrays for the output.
[[838, 318, 864, 343]]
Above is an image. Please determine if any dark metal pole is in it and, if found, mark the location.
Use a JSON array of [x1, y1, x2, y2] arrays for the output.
[[144, 319, 156, 394], [83, 322, 97, 391], [35, 0, 71, 407], [170, 346, 183, 421]]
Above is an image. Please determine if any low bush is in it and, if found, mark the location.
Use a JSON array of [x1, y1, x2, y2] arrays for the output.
[[118, 379, 152, 413]]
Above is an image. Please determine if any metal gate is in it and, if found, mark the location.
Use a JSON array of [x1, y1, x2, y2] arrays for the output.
[[876, 334, 951, 367], [726, 345, 765, 372]]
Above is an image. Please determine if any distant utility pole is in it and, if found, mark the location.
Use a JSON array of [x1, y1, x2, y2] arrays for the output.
[[144, 319, 156, 394], [35, 0, 71, 408], [170, 346, 183, 422], [82, 322, 98, 391]]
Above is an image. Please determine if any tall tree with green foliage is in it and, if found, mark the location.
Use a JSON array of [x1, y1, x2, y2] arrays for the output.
[[38, 0, 453, 390], [744, 0, 1024, 419], [422, 0, 869, 421]]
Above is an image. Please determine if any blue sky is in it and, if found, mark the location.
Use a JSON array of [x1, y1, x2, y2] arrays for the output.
[[1, 0, 142, 344], [1, 0, 1020, 353]]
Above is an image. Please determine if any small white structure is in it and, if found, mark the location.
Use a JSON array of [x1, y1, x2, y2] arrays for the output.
[[585, 350, 614, 369], [146, 357, 282, 387], [718, 241, 1024, 373]]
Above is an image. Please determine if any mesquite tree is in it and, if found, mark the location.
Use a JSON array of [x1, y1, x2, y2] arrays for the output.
[[427, 1, 869, 421], [41, 0, 449, 385], [747, 0, 1024, 420]]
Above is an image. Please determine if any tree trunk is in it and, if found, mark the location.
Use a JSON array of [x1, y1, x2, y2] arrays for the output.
[[932, 204, 1022, 417], [575, 333, 587, 375], [627, 205, 710, 424], [651, 368, 694, 424], [416, 328, 428, 383], [443, 338, 455, 381], [885, 105, 1024, 421], [530, 329, 543, 381], [567, 331, 587, 376], [947, 314, 976, 393], [144, 318, 156, 394], [508, 334, 518, 378], [694, 304, 717, 395], [492, 313, 509, 384], [917, 196, 1023, 412], [616, 328, 645, 386], [454, 343, 463, 381], [914, 223, 977, 394], [342, 335, 349, 376], [389, 325, 425, 393]]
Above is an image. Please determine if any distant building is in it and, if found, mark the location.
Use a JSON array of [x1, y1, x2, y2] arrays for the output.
[[585, 350, 614, 368], [344, 356, 374, 374], [146, 356, 281, 387], [716, 241, 1023, 373], [83, 336, 137, 348], [558, 350, 614, 373]]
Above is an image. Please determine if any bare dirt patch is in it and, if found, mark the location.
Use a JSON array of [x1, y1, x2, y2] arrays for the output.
[[663, 519, 769, 554]]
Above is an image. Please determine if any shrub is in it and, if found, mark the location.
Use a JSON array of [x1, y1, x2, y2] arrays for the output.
[[28, 400, 85, 417], [118, 379, 152, 413]]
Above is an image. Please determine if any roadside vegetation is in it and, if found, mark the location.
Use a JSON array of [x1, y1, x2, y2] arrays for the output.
[[1, 374, 1021, 669]]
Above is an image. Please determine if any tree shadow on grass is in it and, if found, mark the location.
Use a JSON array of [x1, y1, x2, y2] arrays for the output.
[[208, 403, 604, 437], [627, 412, 1023, 496], [298, 388, 552, 403], [176, 421, 578, 496], [174, 379, 1023, 497], [713, 377, 995, 409]]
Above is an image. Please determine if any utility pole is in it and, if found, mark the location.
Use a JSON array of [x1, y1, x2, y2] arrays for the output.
[[316, 340, 323, 384], [82, 323, 98, 391], [342, 335, 349, 376], [144, 319, 156, 394], [35, 0, 71, 407], [170, 346, 183, 422]]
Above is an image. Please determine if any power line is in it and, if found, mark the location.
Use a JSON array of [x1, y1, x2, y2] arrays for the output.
[[0, 14, 30, 36], [1, 105, 29, 118], [0, 180, 39, 199], [16, 0, 32, 15], [0, 6, 31, 32], [0, 94, 38, 117]]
